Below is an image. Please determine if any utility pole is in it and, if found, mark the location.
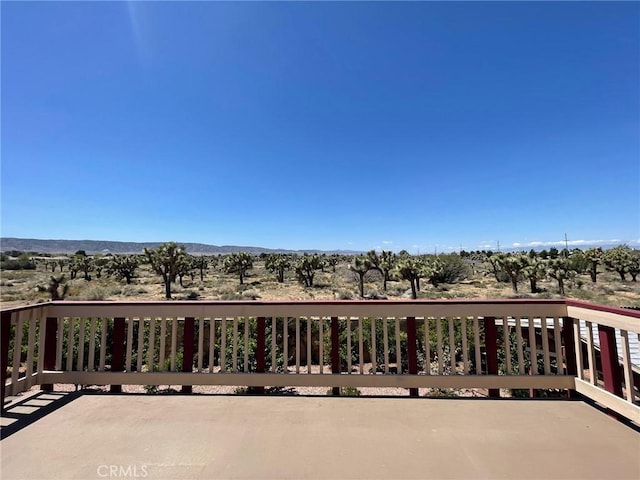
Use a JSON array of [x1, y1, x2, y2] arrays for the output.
[[497, 240, 500, 252], [564, 233, 569, 251]]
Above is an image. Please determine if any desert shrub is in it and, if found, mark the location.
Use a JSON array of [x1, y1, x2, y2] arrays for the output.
[[144, 385, 159, 394], [427, 388, 459, 397], [1, 254, 36, 271], [219, 292, 244, 300], [388, 285, 407, 296], [431, 254, 470, 285], [335, 289, 355, 300], [85, 287, 108, 301], [569, 289, 608, 304], [233, 386, 273, 395], [599, 285, 616, 295], [327, 386, 361, 396], [364, 289, 386, 300], [119, 285, 147, 297], [242, 289, 260, 300], [573, 279, 585, 290], [163, 351, 184, 372]]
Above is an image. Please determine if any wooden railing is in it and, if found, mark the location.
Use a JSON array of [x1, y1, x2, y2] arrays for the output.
[[1, 300, 638, 421]]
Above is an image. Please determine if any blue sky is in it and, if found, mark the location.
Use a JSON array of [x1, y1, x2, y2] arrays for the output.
[[2, 1, 639, 253]]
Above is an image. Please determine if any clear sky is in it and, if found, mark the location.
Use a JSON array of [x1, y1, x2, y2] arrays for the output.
[[2, 1, 639, 253]]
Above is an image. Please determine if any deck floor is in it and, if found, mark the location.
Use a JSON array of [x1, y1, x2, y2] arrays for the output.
[[1, 393, 639, 479]]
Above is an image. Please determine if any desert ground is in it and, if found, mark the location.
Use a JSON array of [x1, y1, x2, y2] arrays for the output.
[[1, 256, 638, 308]]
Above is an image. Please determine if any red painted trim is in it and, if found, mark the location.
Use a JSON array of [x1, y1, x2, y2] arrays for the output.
[[331, 316, 340, 396], [561, 317, 577, 398], [110, 317, 126, 393], [181, 317, 195, 394], [483, 317, 500, 398], [561, 317, 577, 376], [255, 317, 266, 394], [1, 311, 11, 411], [406, 316, 418, 397], [41, 317, 58, 392], [597, 325, 623, 397]]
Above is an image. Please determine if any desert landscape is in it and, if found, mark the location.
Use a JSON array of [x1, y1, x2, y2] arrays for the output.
[[1, 243, 638, 309]]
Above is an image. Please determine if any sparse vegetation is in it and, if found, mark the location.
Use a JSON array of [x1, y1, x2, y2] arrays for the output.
[[1, 246, 638, 307]]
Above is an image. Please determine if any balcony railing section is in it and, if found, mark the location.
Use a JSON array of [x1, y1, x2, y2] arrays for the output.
[[2, 300, 638, 422]]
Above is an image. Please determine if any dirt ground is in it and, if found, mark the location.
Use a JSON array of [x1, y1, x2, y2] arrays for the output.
[[1, 258, 639, 308]]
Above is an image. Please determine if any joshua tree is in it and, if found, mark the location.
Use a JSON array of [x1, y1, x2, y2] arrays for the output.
[[106, 255, 139, 285], [192, 256, 209, 281], [584, 247, 603, 283], [394, 257, 422, 299], [295, 254, 323, 287], [144, 242, 187, 299], [176, 255, 196, 288], [522, 255, 546, 293], [487, 254, 503, 283], [265, 254, 291, 283], [423, 256, 445, 288], [603, 245, 633, 281], [223, 252, 254, 285], [57, 258, 67, 272], [326, 254, 341, 272], [547, 258, 575, 296], [367, 250, 397, 292], [492, 253, 527, 294], [94, 257, 109, 279], [628, 250, 640, 282], [71, 255, 95, 281], [376, 250, 397, 291], [37, 275, 69, 301], [348, 255, 373, 298]]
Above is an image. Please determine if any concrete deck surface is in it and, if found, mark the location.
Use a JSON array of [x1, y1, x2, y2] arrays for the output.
[[1, 393, 639, 479]]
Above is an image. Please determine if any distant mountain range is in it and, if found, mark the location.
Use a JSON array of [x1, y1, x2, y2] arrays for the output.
[[1, 237, 635, 256], [0, 238, 360, 255]]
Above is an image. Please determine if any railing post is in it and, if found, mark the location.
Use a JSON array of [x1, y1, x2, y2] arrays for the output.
[[562, 317, 577, 398], [407, 316, 418, 397], [483, 316, 500, 398], [597, 325, 623, 397], [110, 317, 126, 393], [181, 317, 195, 394], [41, 317, 59, 392], [254, 317, 266, 394], [331, 316, 340, 396], [1, 311, 11, 412]]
